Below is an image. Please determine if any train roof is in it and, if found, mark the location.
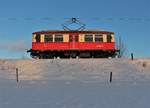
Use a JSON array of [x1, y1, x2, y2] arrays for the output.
[[33, 30, 114, 35]]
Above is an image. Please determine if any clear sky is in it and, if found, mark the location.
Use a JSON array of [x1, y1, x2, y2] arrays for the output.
[[0, 0, 149, 58]]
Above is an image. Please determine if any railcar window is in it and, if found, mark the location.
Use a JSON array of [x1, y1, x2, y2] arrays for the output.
[[85, 34, 93, 42], [35, 34, 41, 43], [107, 34, 112, 43], [55, 34, 63, 42], [44, 34, 53, 42], [95, 35, 103, 42]]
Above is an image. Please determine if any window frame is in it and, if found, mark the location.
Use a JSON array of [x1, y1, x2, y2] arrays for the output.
[[44, 34, 53, 43], [107, 34, 112, 43], [35, 34, 41, 43], [54, 34, 63, 42], [84, 34, 93, 42], [95, 34, 103, 42]]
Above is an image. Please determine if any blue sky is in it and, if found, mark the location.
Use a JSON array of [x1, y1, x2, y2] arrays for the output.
[[0, 0, 149, 58]]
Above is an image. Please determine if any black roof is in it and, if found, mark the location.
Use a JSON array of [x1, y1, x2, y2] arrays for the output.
[[33, 30, 114, 34]]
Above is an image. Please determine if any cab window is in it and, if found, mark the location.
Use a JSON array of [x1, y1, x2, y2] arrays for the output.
[[107, 34, 112, 43], [35, 34, 41, 43]]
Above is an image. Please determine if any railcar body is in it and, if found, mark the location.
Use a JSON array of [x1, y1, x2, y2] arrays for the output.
[[28, 30, 117, 58]]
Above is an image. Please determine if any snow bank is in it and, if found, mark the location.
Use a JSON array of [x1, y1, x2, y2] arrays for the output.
[[0, 58, 150, 82], [0, 58, 150, 108]]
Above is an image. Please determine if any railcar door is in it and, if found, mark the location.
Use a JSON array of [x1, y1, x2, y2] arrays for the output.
[[69, 33, 79, 49]]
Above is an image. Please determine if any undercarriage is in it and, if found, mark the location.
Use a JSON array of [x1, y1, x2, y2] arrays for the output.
[[28, 50, 117, 59]]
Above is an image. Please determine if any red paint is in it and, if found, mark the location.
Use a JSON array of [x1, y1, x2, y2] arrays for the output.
[[32, 42, 116, 51], [32, 32, 116, 51], [69, 33, 79, 49]]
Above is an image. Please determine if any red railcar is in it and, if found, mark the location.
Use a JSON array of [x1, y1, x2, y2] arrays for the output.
[[28, 30, 117, 58]]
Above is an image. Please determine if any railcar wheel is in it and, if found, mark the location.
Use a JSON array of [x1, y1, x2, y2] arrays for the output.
[[79, 52, 91, 58], [70, 52, 77, 58]]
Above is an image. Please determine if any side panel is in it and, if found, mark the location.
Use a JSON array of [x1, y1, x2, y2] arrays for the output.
[[111, 34, 115, 42], [32, 42, 70, 50], [63, 34, 69, 42], [31, 33, 116, 51], [103, 34, 107, 42], [79, 34, 85, 42], [78, 42, 115, 50], [93, 34, 95, 42], [32, 34, 36, 42], [41, 34, 44, 42], [32, 42, 116, 51]]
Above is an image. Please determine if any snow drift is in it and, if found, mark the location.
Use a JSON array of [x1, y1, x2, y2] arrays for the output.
[[0, 58, 150, 108], [0, 58, 150, 82]]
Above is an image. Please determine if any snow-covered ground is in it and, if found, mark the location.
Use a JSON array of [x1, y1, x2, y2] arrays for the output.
[[0, 58, 150, 108]]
